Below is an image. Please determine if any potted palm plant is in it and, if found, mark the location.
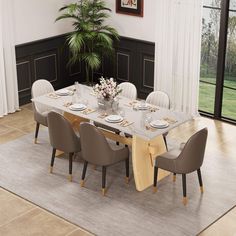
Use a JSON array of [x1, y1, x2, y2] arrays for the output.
[[56, 0, 119, 84]]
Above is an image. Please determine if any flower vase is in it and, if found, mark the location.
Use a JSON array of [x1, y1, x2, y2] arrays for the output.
[[97, 98, 113, 110]]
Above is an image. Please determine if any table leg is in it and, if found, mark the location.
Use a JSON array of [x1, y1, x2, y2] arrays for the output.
[[132, 135, 169, 191]]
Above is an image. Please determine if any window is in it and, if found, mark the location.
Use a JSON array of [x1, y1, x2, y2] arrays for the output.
[[199, 0, 236, 122]]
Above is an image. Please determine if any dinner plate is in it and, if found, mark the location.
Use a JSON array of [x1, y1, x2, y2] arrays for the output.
[[137, 103, 149, 110], [150, 120, 169, 128], [105, 115, 123, 123], [69, 103, 87, 111], [55, 89, 71, 96]]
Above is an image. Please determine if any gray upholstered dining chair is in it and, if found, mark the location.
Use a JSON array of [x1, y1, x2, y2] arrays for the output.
[[31, 79, 55, 144], [79, 122, 129, 196], [146, 90, 170, 149], [153, 128, 208, 205], [47, 111, 81, 182]]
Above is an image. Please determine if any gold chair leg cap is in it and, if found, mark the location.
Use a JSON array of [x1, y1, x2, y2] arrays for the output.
[[183, 197, 188, 205], [200, 186, 204, 193], [125, 177, 129, 184], [34, 138, 37, 144], [93, 165, 97, 170], [173, 176, 176, 182], [102, 188, 106, 196], [80, 180, 85, 187], [153, 186, 157, 193], [49, 166, 53, 174], [68, 175, 72, 182]]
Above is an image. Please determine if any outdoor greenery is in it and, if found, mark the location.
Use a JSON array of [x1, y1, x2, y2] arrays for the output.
[[56, 0, 119, 84], [199, 0, 236, 120]]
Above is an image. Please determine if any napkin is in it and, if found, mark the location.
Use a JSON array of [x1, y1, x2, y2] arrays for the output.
[[163, 117, 177, 124], [81, 108, 96, 115], [47, 93, 61, 99], [98, 113, 108, 119], [120, 120, 134, 127]]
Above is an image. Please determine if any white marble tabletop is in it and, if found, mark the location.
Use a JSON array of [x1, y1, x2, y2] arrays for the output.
[[32, 84, 192, 140]]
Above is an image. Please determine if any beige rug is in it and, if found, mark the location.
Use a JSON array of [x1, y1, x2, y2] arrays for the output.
[[0, 131, 235, 236]]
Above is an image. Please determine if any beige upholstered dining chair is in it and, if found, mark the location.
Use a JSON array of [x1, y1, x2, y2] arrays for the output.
[[118, 82, 137, 100], [31, 79, 54, 143], [79, 122, 129, 196], [146, 90, 170, 148], [47, 111, 81, 182], [153, 128, 208, 205], [146, 90, 170, 109]]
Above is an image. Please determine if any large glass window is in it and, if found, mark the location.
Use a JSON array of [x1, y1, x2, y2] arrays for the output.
[[222, 10, 236, 119], [199, 2, 221, 114], [199, 0, 236, 122]]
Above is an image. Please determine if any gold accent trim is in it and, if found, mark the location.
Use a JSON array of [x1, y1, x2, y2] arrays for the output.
[[49, 166, 53, 173], [80, 180, 85, 187], [93, 165, 97, 170], [200, 186, 204, 193], [183, 197, 188, 205], [68, 174, 72, 182], [125, 177, 129, 184], [102, 188, 106, 196], [34, 138, 37, 144], [173, 175, 176, 182], [153, 186, 157, 193]]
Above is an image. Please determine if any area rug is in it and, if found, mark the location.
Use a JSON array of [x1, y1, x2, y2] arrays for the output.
[[0, 131, 235, 236]]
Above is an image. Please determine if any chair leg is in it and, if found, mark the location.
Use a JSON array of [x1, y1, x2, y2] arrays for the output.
[[80, 161, 88, 187], [182, 174, 187, 205], [173, 173, 176, 182], [153, 166, 158, 193], [49, 148, 56, 173], [68, 153, 73, 182], [197, 169, 204, 193], [125, 158, 129, 184], [34, 123, 40, 144], [102, 166, 107, 196], [163, 135, 168, 151]]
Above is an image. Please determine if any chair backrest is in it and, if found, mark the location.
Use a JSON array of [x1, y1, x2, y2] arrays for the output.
[[146, 91, 170, 109], [31, 80, 54, 113], [176, 128, 208, 173], [47, 111, 80, 153], [79, 122, 113, 166], [119, 82, 137, 100]]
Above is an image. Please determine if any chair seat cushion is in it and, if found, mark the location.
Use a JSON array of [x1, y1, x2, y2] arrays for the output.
[[108, 141, 129, 165], [155, 148, 181, 173], [34, 111, 48, 126]]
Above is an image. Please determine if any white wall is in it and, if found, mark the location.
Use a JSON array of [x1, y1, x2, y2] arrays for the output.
[[13, 0, 156, 45], [106, 0, 156, 42], [13, 0, 74, 45]]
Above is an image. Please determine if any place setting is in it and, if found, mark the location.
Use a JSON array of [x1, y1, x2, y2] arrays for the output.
[[55, 88, 74, 96], [144, 114, 169, 132]]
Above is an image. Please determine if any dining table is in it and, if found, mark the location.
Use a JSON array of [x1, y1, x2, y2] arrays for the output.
[[32, 84, 192, 191]]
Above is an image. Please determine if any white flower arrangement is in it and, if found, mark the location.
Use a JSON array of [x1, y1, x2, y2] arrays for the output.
[[93, 77, 122, 100]]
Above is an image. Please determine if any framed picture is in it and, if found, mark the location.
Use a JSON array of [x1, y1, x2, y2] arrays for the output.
[[116, 0, 143, 17]]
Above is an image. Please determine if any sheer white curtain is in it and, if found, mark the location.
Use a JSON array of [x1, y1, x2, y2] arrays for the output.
[[154, 0, 203, 116], [0, 0, 19, 117]]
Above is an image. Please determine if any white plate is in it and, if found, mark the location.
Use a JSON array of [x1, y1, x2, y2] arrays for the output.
[[105, 115, 123, 123], [137, 103, 149, 110], [69, 103, 87, 111], [150, 120, 169, 128], [55, 89, 70, 96]]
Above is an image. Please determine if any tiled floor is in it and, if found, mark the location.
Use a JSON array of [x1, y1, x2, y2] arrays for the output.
[[0, 104, 235, 235]]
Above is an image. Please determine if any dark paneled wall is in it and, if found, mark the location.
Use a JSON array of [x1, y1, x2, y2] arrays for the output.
[[16, 34, 155, 105]]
